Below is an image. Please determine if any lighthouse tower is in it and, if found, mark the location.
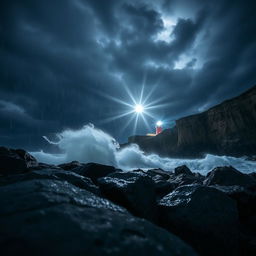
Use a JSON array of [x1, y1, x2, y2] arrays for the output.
[[156, 121, 163, 135]]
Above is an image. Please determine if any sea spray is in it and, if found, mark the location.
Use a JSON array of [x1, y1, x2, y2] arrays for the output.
[[30, 124, 256, 175]]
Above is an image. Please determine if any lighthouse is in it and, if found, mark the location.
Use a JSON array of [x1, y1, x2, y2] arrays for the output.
[[156, 121, 163, 135]]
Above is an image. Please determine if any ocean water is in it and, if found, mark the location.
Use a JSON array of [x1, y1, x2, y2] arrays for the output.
[[30, 124, 256, 175]]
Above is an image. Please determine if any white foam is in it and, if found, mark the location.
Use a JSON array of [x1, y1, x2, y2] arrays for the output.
[[30, 124, 256, 175]]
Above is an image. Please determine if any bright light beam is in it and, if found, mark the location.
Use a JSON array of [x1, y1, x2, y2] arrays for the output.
[[94, 74, 166, 134], [134, 104, 144, 113]]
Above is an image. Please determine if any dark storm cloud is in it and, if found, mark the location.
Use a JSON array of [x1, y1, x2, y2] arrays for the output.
[[0, 0, 255, 150]]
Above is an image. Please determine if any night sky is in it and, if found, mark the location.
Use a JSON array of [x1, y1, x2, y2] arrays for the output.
[[1, 0, 256, 151]]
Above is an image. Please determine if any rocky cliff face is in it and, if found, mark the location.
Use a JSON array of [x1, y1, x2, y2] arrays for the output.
[[127, 85, 256, 157]]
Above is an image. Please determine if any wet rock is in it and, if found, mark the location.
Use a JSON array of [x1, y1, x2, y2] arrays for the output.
[[58, 161, 82, 170], [98, 171, 157, 221], [0, 179, 197, 256], [212, 185, 256, 213], [0, 169, 100, 195], [158, 184, 239, 256], [31, 162, 60, 170], [0, 147, 38, 175], [211, 185, 256, 255], [249, 172, 256, 180], [204, 166, 256, 188], [147, 168, 171, 180], [72, 163, 117, 184], [167, 172, 203, 189], [154, 180, 176, 200], [174, 165, 193, 176], [148, 170, 204, 200], [145, 169, 175, 199]]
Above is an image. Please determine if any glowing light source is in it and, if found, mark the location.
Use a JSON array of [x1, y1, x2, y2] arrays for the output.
[[156, 120, 163, 126], [96, 74, 170, 134], [134, 104, 144, 113]]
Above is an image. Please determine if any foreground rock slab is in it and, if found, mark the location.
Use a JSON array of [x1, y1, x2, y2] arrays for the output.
[[0, 169, 100, 195], [158, 184, 239, 256], [0, 179, 197, 256], [0, 147, 38, 175]]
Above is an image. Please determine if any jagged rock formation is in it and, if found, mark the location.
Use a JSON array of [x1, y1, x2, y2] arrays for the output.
[[127, 85, 256, 157], [158, 184, 240, 256], [1, 147, 256, 255]]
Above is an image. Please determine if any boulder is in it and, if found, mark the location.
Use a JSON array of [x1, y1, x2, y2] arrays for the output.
[[153, 179, 176, 200], [249, 172, 256, 180], [0, 169, 100, 195], [167, 172, 203, 189], [174, 165, 193, 176], [0, 179, 197, 256], [0, 147, 38, 175], [146, 169, 175, 199], [211, 184, 256, 255], [158, 184, 239, 256], [72, 163, 117, 184], [98, 171, 157, 221], [204, 166, 256, 188], [32, 162, 61, 170], [58, 161, 82, 170], [211, 185, 256, 220], [147, 168, 171, 180]]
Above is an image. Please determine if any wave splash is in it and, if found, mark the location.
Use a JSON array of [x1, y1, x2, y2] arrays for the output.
[[30, 124, 256, 175]]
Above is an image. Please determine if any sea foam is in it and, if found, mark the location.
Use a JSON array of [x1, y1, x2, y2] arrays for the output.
[[30, 124, 256, 175]]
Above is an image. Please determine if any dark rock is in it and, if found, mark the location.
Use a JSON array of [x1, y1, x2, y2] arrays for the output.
[[239, 215, 256, 256], [211, 185, 256, 255], [58, 161, 82, 170], [146, 168, 171, 180], [0, 179, 124, 216], [204, 166, 256, 188], [125, 127, 178, 157], [210, 185, 256, 220], [0, 169, 100, 195], [31, 162, 60, 170], [167, 172, 203, 189], [158, 184, 239, 256], [174, 165, 193, 176], [249, 172, 256, 180], [153, 180, 176, 200], [98, 171, 157, 221], [0, 179, 197, 256], [0, 147, 38, 175], [72, 162, 117, 184], [146, 169, 175, 199], [194, 172, 204, 179]]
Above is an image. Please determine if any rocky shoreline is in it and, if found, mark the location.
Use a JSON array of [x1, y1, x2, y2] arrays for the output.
[[1, 147, 256, 255]]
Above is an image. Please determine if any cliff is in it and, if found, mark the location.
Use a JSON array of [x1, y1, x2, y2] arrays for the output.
[[126, 85, 256, 157]]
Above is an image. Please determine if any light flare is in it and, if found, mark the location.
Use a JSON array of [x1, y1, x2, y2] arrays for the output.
[[134, 104, 144, 113]]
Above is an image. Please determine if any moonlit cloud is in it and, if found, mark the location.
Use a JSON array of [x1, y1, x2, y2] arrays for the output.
[[155, 16, 176, 43], [0, 101, 25, 115], [0, 0, 255, 150]]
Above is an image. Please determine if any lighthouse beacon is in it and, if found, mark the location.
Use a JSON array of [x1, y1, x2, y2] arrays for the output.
[[156, 121, 163, 135]]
